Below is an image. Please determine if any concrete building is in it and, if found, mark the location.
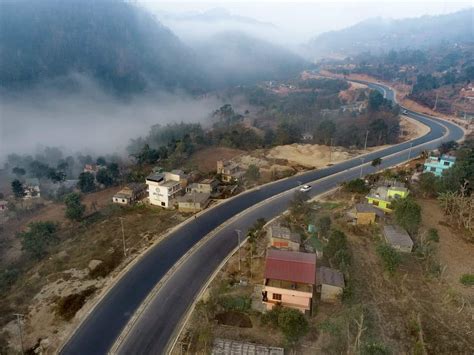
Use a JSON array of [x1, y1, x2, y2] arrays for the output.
[[366, 181, 409, 212], [186, 178, 219, 195], [423, 155, 456, 177], [146, 172, 182, 208], [316, 266, 345, 303], [354, 203, 384, 225], [176, 192, 210, 213], [267, 225, 301, 251], [24, 178, 41, 199], [0, 201, 8, 213], [217, 160, 245, 183], [113, 183, 147, 205], [262, 249, 316, 314], [212, 338, 284, 355], [383, 225, 414, 253]]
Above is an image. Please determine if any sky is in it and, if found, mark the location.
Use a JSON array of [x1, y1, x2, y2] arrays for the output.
[[140, 1, 472, 42]]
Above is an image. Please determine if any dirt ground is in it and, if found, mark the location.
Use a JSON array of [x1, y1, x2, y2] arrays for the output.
[[418, 198, 474, 298], [400, 114, 431, 141], [188, 147, 245, 173]]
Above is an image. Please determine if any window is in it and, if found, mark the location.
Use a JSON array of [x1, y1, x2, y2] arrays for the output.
[[443, 161, 450, 166], [272, 293, 282, 301], [372, 200, 379, 206], [122, 199, 125, 203], [430, 167, 436, 172], [161, 202, 166, 207]]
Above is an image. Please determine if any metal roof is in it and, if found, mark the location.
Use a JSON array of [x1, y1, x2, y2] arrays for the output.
[[264, 249, 316, 285], [316, 266, 345, 288], [268, 225, 301, 243], [383, 225, 413, 249]]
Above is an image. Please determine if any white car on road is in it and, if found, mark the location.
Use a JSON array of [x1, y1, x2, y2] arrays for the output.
[[299, 184, 312, 192]]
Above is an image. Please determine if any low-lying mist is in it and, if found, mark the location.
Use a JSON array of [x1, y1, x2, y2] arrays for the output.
[[0, 74, 222, 164]]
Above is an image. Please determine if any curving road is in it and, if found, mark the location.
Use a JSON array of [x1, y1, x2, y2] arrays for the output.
[[60, 82, 464, 354]]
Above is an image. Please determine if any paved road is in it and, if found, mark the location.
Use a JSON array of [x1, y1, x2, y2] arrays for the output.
[[61, 82, 464, 355]]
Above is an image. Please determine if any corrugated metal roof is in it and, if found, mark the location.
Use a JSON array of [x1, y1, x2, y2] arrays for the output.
[[317, 266, 345, 288], [264, 249, 316, 285]]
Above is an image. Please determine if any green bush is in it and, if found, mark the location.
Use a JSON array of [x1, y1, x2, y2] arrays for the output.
[[18, 221, 59, 259], [426, 228, 439, 242], [219, 296, 251, 312], [55, 287, 96, 320], [376, 244, 401, 274], [459, 274, 474, 286], [262, 305, 309, 345], [343, 179, 369, 194], [393, 198, 422, 236]]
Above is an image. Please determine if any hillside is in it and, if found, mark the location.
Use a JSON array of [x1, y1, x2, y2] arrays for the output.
[[193, 31, 309, 88], [0, 1, 308, 95], [307, 9, 473, 58], [0, 0, 204, 94]]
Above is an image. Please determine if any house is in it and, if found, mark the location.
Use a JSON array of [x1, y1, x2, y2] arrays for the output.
[[212, 338, 284, 355], [168, 169, 189, 188], [423, 155, 456, 177], [316, 266, 345, 303], [216, 160, 245, 183], [262, 249, 316, 314], [383, 225, 413, 253], [146, 172, 182, 208], [112, 183, 147, 205], [83, 164, 104, 175], [354, 203, 384, 225], [186, 178, 219, 195], [0, 201, 8, 213], [24, 178, 41, 199], [267, 225, 301, 251], [176, 192, 210, 213], [366, 181, 409, 212]]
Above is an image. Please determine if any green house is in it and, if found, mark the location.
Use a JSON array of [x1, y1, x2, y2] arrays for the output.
[[366, 183, 409, 212]]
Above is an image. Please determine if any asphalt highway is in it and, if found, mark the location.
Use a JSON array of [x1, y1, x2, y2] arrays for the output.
[[60, 82, 464, 355]]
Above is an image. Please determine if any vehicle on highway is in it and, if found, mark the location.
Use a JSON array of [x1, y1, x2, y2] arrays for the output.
[[299, 184, 312, 192]]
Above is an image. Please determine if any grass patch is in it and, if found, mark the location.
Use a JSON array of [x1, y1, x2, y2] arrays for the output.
[[459, 274, 474, 286]]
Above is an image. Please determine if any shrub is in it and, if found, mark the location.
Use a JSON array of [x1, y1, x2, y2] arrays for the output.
[[460, 274, 474, 286], [219, 296, 251, 312], [262, 305, 309, 345], [324, 230, 351, 269], [18, 221, 59, 260], [55, 287, 96, 320], [64, 192, 86, 222], [393, 198, 422, 236], [0, 269, 19, 292], [376, 244, 401, 274], [89, 249, 123, 279], [426, 228, 439, 242], [343, 179, 369, 194]]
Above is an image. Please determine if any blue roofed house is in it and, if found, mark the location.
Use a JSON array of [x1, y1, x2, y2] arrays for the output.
[[423, 155, 456, 177]]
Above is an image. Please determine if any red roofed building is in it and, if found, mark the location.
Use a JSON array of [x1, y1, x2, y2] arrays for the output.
[[262, 249, 316, 314]]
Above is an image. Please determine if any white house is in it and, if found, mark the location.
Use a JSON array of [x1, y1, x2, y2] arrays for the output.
[[146, 172, 182, 208]]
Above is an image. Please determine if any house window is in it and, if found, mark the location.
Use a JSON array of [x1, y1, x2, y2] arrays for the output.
[[272, 293, 282, 301], [372, 200, 379, 206], [386, 203, 392, 209], [161, 202, 166, 207], [122, 199, 125, 203], [443, 161, 450, 166], [430, 167, 436, 172]]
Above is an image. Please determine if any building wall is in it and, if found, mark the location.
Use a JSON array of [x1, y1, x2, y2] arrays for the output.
[[356, 212, 376, 225], [387, 189, 408, 199], [270, 238, 300, 251], [366, 197, 392, 212], [146, 181, 181, 208], [263, 285, 312, 313], [178, 200, 208, 213], [320, 284, 343, 303], [113, 197, 130, 205]]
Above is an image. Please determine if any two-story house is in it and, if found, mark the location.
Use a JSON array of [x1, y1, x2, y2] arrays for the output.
[[216, 160, 245, 183], [262, 249, 316, 314], [146, 172, 182, 208], [366, 181, 409, 212], [186, 178, 219, 195], [423, 155, 456, 177]]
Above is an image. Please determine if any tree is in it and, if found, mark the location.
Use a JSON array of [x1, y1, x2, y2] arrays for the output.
[[12, 167, 26, 177], [316, 216, 331, 237], [439, 141, 458, 155], [376, 244, 401, 274], [96, 169, 114, 187], [78, 172, 95, 193], [245, 165, 260, 182], [64, 193, 86, 221], [393, 198, 422, 236], [18, 221, 58, 259], [47, 168, 66, 183], [343, 179, 369, 194], [371, 157, 382, 167], [418, 172, 440, 197], [277, 308, 309, 345], [96, 157, 107, 166], [368, 90, 384, 111], [11, 179, 25, 198], [324, 229, 351, 269], [315, 120, 336, 145]]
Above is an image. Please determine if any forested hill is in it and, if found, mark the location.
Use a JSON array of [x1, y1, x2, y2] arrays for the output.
[[0, 0, 202, 94], [307, 8, 473, 58], [0, 0, 308, 95]]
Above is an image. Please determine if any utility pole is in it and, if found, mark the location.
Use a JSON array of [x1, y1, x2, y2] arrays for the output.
[[119, 217, 126, 257], [235, 230, 242, 273], [363, 130, 369, 151], [408, 143, 412, 160], [13, 313, 24, 355], [250, 246, 253, 281]]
